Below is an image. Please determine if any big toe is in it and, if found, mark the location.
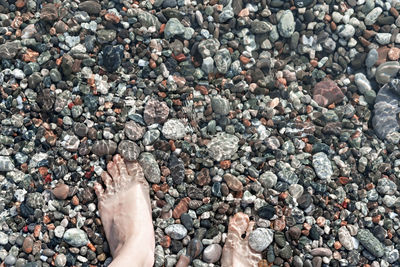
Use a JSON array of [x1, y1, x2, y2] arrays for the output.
[[229, 212, 250, 237], [222, 212, 261, 267]]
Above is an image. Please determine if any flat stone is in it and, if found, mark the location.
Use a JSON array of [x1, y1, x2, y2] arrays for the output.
[[375, 61, 400, 84], [52, 184, 70, 200], [63, 228, 89, 247], [338, 226, 354, 250], [248, 228, 274, 252], [143, 99, 169, 125], [278, 10, 295, 38], [365, 7, 382, 25], [164, 18, 185, 39], [203, 244, 222, 263], [211, 96, 230, 115], [139, 152, 161, 183], [78, 1, 101, 14], [214, 48, 231, 74], [207, 133, 239, 161], [0, 156, 15, 171], [223, 173, 243, 191], [165, 224, 187, 240], [313, 79, 345, 107], [310, 248, 333, 257], [162, 119, 186, 140], [357, 229, 385, 257], [312, 152, 333, 180]]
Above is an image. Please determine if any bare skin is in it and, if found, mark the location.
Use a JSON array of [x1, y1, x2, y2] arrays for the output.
[[221, 212, 262, 267], [94, 155, 260, 267], [93, 154, 155, 267]]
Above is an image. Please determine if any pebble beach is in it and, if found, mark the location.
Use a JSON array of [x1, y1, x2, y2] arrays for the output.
[[1, 0, 400, 266]]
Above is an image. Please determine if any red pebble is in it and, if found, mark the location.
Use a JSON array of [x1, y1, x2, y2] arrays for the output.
[[44, 174, 52, 183]]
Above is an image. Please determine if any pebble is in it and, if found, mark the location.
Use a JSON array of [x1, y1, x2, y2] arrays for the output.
[[4, 255, 16, 265], [92, 140, 117, 156], [310, 248, 332, 257], [313, 79, 345, 107], [63, 228, 89, 247], [211, 96, 230, 115], [357, 229, 385, 258], [312, 152, 333, 180], [139, 152, 161, 183], [338, 226, 354, 250], [365, 7, 382, 25], [0, 156, 15, 171], [278, 11, 295, 38], [207, 133, 239, 161], [202, 244, 222, 263], [22, 236, 34, 253], [372, 79, 400, 139], [125, 121, 145, 141], [248, 228, 274, 252], [144, 99, 169, 125], [55, 254, 67, 267], [223, 173, 243, 192], [78, 1, 101, 14], [0, 232, 8, 245], [165, 224, 187, 240], [162, 119, 186, 140], [375, 61, 400, 84], [365, 49, 378, 68], [52, 184, 70, 200], [118, 140, 140, 161], [164, 18, 185, 39]]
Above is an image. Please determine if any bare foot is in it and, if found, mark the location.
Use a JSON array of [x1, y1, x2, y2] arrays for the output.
[[93, 154, 155, 267], [221, 212, 262, 267]]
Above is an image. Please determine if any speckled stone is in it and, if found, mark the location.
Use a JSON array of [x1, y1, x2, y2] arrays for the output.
[[162, 119, 186, 140], [144, 98, 169, 125], [139, 152, 161, 183], [248, 228, 274, 252], [125, 121, 145, 141], [118, 140, 140, 161], [92, 140, 117, 156], [63, 228, 89, 247], [207, 133, 239, 161], [165, 224, 187, 240]]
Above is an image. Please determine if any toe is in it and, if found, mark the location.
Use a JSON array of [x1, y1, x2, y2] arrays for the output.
[[114, 154, 129, 180], [101, 171, 114, 193], [125, 160, 146, 183], [245, 221, 255, 240], [229, 212, 250, 238], [107, 161, 120, 182], [93, 182, 105, 198]]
